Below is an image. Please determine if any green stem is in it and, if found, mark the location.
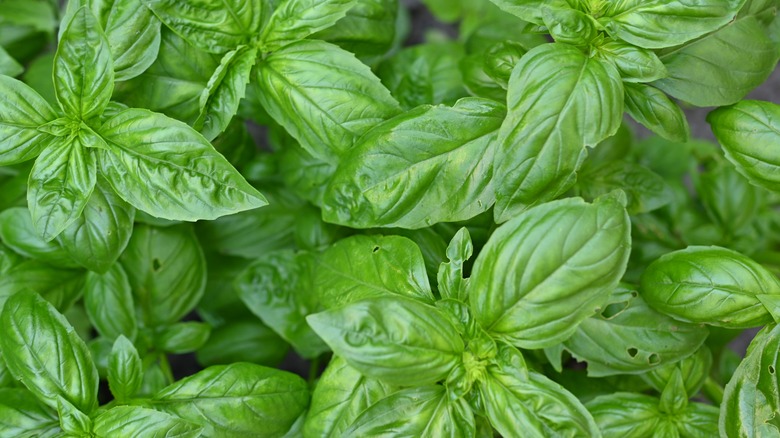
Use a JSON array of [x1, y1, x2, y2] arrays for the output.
[[308, 355, 322, 386], [702, 376, 725, 405], [159, 354, 175, 385]]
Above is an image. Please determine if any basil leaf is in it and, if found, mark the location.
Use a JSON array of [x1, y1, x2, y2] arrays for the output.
[[0, 388, 59, 438], [470, 193, 631, 349], [196, 319, 288, 367], [696, 161, 765, 234], [563, 289, 708, 376], [255, 39, 400, 161], [307, 296, 465, 386], [641, 246, 780, 328], [721, 323, 780, 437], [599, 0, 744, 49], [0, 291, 99, 413], [312, 0, 398, 65], [0, 260, 86, 312], [54, 6, 113, 120], [141, 0, 265, 54], [107, 335, 142, 403], [596, 41, 667, 83], [653, 15, 778, 107], [304, 355, 397, 437], [494, 43, 623, 221], [261, 0, 358, 51], [437, 227, 473, 301], [55, 176, 135, 273], [150, 363, 309, 437], [708, 100, 780, 194], [155, 322, 211, 354], [642, 346, 712, 397], [487, 0, 572, 25], [120, 224, 206, 326], [623, 83, 690, 143], [324, 97, 502, 228], [313, 234, 435, 309], [577, 160, 671, 215], [679, 402, 720, 437], [542, 5, 597, 46], [658, 369, 688, 415], [0, 207, 80, 268], [586, 392, 661, 436], [0, 75, 57, 165], [97, 108, 267, 221], [84, 263, 137, 341], [0, 44, 23, 76], [195, 45, 257, 141], [93, 406, 202, 438], [234, 250, 329, 359], [345, 386, 475, 437], [56, 396, 91, 436]]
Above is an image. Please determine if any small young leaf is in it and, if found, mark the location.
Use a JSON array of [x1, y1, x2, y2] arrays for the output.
[[107, 336, 143, 403], [586, 393, 662, 436], [437, 227, 473, 301], [155, 322, 211, 354], [658, 369, 688, 414], [623, 83, 690, 143], [597, 41, 667, 83], [261, 0, 359, 51], [56, 396, 91, 436]]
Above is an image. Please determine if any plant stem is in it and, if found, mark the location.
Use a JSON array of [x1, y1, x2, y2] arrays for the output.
[[702, 376, 725, 405]]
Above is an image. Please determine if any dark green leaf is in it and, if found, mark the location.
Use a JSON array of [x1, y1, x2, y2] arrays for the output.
[[596, 41, 667, 83], [0, 207, 79, 268], [623, 83, 690, 143], [542, 6, 597, 46], [586, 392, 661, 437], [0, 291, 98, 413], [0, 75, 57, 165], [261, 0, 358, 51], [0, 260, 86, 312], [107, 335, 142, 403], [0, 388, 59, 438], [0, 44, 23, 76], [56, 396, 91, 436], [577, 159, 672, 214], [93, 406, 202, 438], [312, 0, 398, 65], [84, 263, 137, 341], [100, 0, 162, 81], [196, 319, 288, 367], [155, 322, 211, 354]]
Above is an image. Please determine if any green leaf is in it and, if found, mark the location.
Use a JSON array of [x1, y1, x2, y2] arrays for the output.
[[678, 402, 720, 437], [708, 100, 780, 194], [155, 322, 211, 354], [623, 83, 690, 143], [542, 5, 597, 46], [720, 323, 780, 437], [55, 176, 136, 273], [345, 386, 475, 437], [640, 246, 780, 328], [97, 108, 267, 221], [470, 194, 631, 349], [0, 291, 98, 413], [659, 370, 688, 415], [304, 355, 396, 437], [653, 15, 778, 107], [481, 369, 601, 437], [313, 234, 435, 309], [54, 6, 113, 119], [107, 335, 142, 403], [695, 161, 765, 233], [150, 363, 309, 437], [83, 263, 137, 341], [120, 224, 206, 326], [437, 227, 473, 301], [0, 388, 59, 438], [487, 0, 572, 24], [494, 43, 623, 222], [586, 392, 662, 437], [100, 0, 162, 81], [564, 288, 709, 377], [576, 159, 672, 214], [196, 319, 288, 367], [596, 40, 667, 83], [642, 346, 712, 396], [599, 0, 745, 49], [0, 75, 57, 165], [255, 39, 400, 161], [234, 250, 329, 359], [0, 207, 80, 268], [93, 406, 202, 438], [261, 0, 358, 51], [324, 98, 501, 228], [0, 260, 86, 312], [141, 0, 265, 53], [307, 296, 465, 386], [0, 44, 23, 76], [56, 396, 91, 436], [194, 45, 256, 141]]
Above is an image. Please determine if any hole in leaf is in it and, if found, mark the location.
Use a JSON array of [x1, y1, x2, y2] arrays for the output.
[[648, 353, 660, 364], [630, 291, 638, 298], [152, 258, 162, 271], [601, 301, 629, 319], [372, 246, 380, 253], [627, 347, 638, 358], [770, 366, 776, 375]]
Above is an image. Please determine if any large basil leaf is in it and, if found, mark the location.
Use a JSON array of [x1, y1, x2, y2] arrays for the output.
[[720, 323, 780, 437], [623, 83, 689, 143], [323, 98, 502, 228], [54, 6, 113, 120], [307, 296, 465, 386], [97, 108, 267, 221], [0, 291, 98, 414], [0, 260, 86, 312], [0, 207, 79, 268], [0, 75, 57, 165], [83, 263, 137, 341], [55, 176, 135, 273], [261, 0, 358, 51], [599, 0, 745, 49], [149, 363, 309, 437], [313, 234, 434, 309], [708, 100, 780, 194], [195, 45, 257, 141], [141, 0, 265, 54], [93, 406, 202, 438], [313, 0, 398, 65], [563, 288, 709, 376], [0, 388, 59, 438], [255, 39, 400, 162], [576, 159, 671, 215], [345, 386, 475, 437], [585, 392, 662, 436], [304, 355, 396, 437], [470, 194, 631, 349], [234, 250, 328, 359], [653, 15, 777, 107], [494, 43, 623, 222], [641, 246, 780, 328]]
